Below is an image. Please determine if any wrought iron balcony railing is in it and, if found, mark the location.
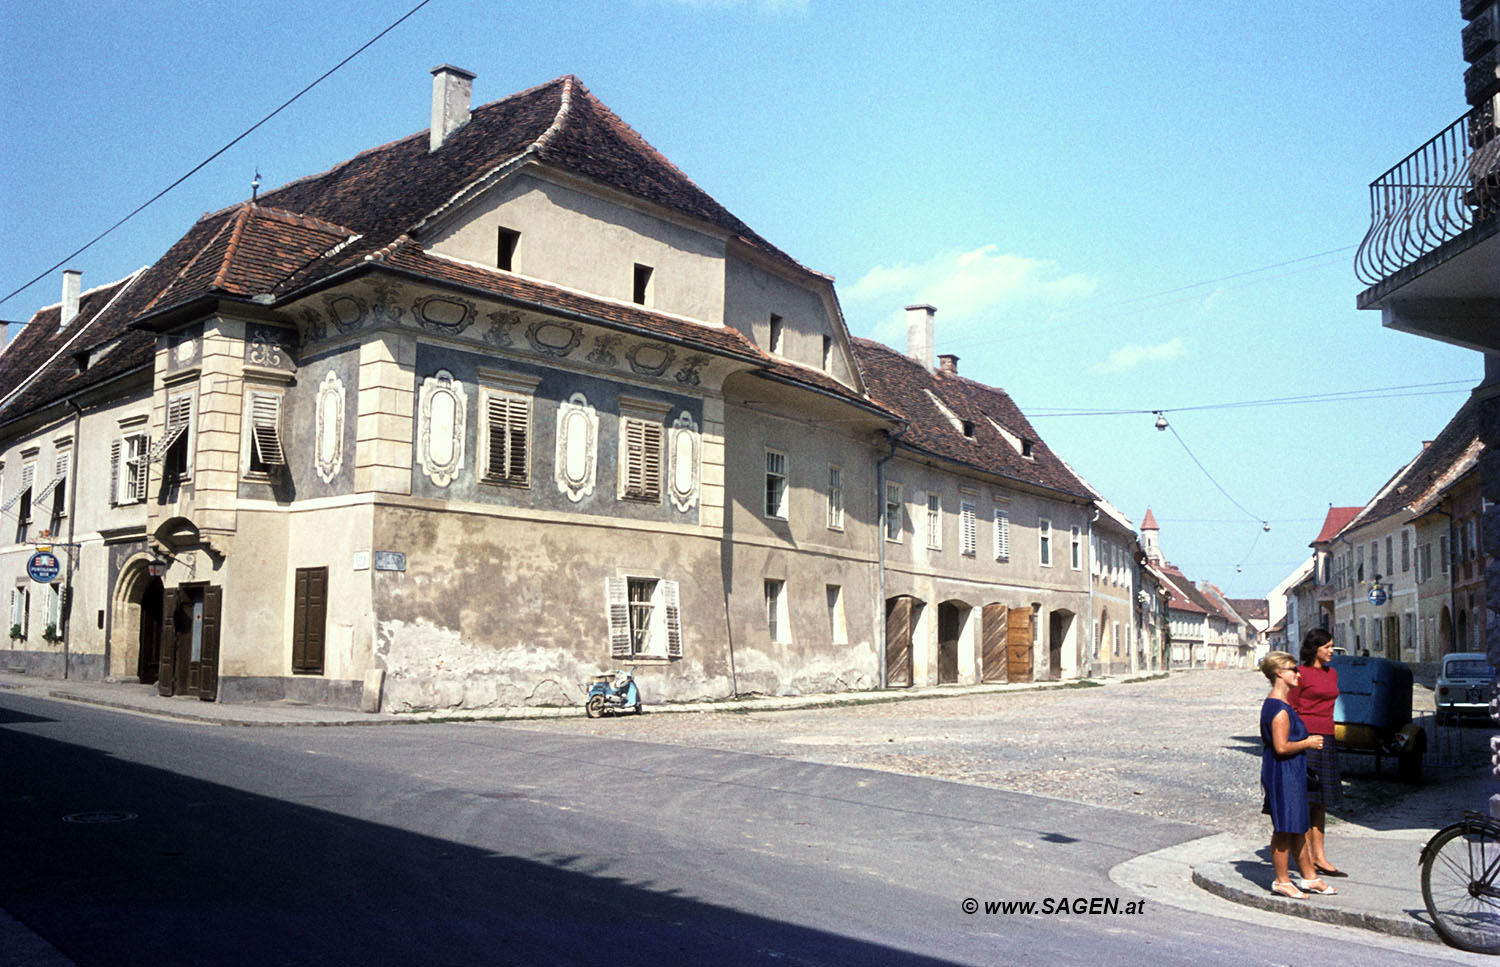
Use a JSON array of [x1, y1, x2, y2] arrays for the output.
[[1355, 104, 1500, 287]]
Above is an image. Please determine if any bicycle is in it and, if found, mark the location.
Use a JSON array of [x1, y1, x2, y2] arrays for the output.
[[1421, 810, 1500, 954]]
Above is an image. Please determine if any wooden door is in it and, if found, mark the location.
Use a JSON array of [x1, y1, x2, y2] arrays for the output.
[[193, 586, 221, 701], [885, 596, 912, 688], [937, 604, 960, 684], [1006, 606, 1033, 683], [981, 603, 1007, 683], [157, 588, 180, 696], [292, 568, 328, 674]]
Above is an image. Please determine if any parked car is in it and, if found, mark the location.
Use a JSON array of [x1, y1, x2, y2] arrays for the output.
[[1435, 651, 1495, 722], [1332, 655, 1425, 782]]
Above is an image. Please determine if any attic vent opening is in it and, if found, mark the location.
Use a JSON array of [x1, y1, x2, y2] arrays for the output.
[[986, 415, 1035, 459], [769, 314, 784, 355], [497, 228, 519, 271], [633, 264, 654, 306], [962, 419, 975, 438]]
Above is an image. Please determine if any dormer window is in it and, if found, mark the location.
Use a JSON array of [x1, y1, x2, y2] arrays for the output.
[[962, 420, 975, 438], [497, 227, 520, 271], [633, 264, 654, 305], [769, 314, 784, 355]]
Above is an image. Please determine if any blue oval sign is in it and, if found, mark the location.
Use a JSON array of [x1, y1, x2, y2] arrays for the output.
[[26, 551, 60, 583], [1368, 586, 1388, 606]]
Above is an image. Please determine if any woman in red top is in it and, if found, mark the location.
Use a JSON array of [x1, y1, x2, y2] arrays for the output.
[[1289, 628, 1345, 878]]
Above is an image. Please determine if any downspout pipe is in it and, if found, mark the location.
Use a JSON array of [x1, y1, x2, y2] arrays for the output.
[[1439, 504, 1457, 655], [62, 399, 83, 680], [875, 422, 908, 690], [1086, 507, 1099, 678]]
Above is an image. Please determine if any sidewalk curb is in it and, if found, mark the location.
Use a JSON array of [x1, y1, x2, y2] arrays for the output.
[[1189, 861, 1438, 944]]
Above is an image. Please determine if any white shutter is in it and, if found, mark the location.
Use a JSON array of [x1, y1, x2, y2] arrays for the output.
[[961, 501, 976, 556], [994, 509, 1010, 561], [623, 420, 647, 497], [109, 441, 121, 506], [147, 397, 191, 463], [606, 577, 631, 658], [1, 465, 32, 512], [664, 580, 682, 658], [132, 435, 149, 502], [641, 423, 662, 499], [250, 394, 285, 466]]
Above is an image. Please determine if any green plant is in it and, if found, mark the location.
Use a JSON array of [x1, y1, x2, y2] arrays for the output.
[[42, 623, 60, 642], [8, 623, 21, 639]]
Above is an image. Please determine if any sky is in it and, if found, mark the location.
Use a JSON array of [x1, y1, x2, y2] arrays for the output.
[[0, 0, 1480, 599]]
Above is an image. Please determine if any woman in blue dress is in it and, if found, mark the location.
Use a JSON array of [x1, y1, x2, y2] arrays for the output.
[[1259, 651, 1338, 899]]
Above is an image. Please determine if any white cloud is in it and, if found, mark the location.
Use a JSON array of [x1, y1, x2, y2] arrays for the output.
[[1092, 338, 1187, 374], [845, 245, 1097, 339]]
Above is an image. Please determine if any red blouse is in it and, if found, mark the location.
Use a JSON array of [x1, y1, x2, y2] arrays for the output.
[[1290, 664, 1338, 735]]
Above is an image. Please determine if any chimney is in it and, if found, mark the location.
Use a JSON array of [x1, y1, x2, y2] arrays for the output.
[[60, 269, 81, 330], [905, 304, 936, 373], [429, 64, 476, 151], [938, 353, 959, 375]]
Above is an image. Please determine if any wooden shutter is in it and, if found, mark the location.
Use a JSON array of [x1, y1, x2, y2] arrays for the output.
[[132, 435, 149, 502], [292, 567, 328, 674], [109, 441, 121, 506], [606, 577, 631, 657], [663, 580, 682, 658], [148, 398, 190, 463], [994, 509, 1010, 560], [197, 586, 221, 701], [885, 596, 912, 687], [484, 393, 529, 484], [640, 423, 662, 499], [623, 420, 646, 497], [250, 395, 285, 466], [158, 588, 180, 696]]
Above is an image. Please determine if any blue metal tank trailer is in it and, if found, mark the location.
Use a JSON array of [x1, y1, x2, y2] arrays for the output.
[[1332, 655, 1426, 782]]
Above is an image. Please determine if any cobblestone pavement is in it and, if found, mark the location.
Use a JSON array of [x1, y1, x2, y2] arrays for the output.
[[502, 668, 1487, 838]]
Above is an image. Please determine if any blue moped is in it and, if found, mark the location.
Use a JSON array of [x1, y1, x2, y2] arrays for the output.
[[584, 667, 641, 717]]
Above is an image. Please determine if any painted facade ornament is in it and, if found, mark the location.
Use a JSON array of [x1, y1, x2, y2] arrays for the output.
[[370, 282, 406, 326], [325, 293, 369, 334], [626, 342, 676, 378], [525, 319, 583, 358], [167, 333, 200, 370], [586, 334, 622, 368], [554, 393, 598, 503], [675, 354, 711, 387], [412, 294, 477, 335], [483, 309, 521, 347], [314, 370, 345, 484], [247, 326, 294, 368], [418, 370, 467, 487], [669, 410, 700, 513], [300, 307, 327, 344]]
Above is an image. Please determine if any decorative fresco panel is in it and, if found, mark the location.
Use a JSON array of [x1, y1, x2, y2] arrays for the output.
[[669, 410, 700, 513], [554, 393, 598, 503], [314, 370, 345, 484], [419, 370, 467, 487]]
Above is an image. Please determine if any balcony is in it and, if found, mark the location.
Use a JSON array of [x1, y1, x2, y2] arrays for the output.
[[1356, 104, 1500, 352]]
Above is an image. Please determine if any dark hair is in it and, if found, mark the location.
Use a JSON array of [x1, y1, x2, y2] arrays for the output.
[[1300, 628, 1333, 667]]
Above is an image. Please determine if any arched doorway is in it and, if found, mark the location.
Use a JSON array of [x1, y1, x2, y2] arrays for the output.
[[1048, 609, 1074, 681], [137, 577, 163, 684], [109, 556, 165, 683], [936, 601, 969, 685], [1439, 605, 1453, 657]]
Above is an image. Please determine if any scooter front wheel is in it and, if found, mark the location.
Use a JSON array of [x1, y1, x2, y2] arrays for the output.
[[585, 695, 605, 718]]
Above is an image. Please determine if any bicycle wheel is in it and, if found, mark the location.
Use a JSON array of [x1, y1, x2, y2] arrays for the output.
[[1422, 820, 1500, 954]]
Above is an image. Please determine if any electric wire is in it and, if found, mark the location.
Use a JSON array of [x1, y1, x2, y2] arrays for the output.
[[0, 0, 438, 310], [1165, 422, 1264, 525], [1028, 379, 1473, 417]]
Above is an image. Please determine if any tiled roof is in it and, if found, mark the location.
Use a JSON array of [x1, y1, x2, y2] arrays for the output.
[[1227, 598, 1269, 621], [1310, 506, 1362, 545], [849, 338, 1093, 499], [1142, 507, 1159, 530], [1357, 395, 1480, 525]]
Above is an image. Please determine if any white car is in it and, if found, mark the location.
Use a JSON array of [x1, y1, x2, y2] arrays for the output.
[[1435, 652, 1494, 720]]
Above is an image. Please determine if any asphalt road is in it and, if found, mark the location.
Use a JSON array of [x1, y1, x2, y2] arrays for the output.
[[0, 692, 1470, 966]]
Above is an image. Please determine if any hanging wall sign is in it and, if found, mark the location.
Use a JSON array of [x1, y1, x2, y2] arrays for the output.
[[27, 551, 61, 583]]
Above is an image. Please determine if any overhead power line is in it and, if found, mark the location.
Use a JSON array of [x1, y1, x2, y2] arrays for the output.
[[0, 0, 437, 310], [1027, 379, 1473, 417]]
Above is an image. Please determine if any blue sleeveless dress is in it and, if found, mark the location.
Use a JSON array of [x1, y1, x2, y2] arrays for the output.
[[1260, 697, 1309, 834]]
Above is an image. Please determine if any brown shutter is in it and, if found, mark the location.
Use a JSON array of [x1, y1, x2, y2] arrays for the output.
[[1007, 606, 1033, 683], [507, 396, 528, 483], [885, 596, 912, 687], [642, 423, 662, 500], [158, 588, 180, 696], [198, 586, 221, 701]]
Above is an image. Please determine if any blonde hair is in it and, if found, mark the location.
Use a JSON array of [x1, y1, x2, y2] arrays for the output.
[[1260, 650, 1296, 683]]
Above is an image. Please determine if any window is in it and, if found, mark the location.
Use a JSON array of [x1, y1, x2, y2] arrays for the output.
[[9, 586, 28, 637], [496, 227, 520, 271], [764, 449, 787, 519], [994, 508, 1010, 561], [632, 263, 653, 305], [1070, 525, 1082, 570], [826, 584, 846, 644], [46, 453, 69, 533], [607, 577, 682, 659], [769, 314, 784, 355], [1113, 620, 1121, 657], [1401, 528, 1411, 572], [765, 579, 787, 642], [960, 500, 977, 556], [1356, 545, 1364, 582], [247, 392, 285, 474], [1370, 541, 1379, 576], [292, 567, 328, 674], [44, 583, 62, 638], [1440, 534, 1450, 574], [884, 483, 903, 542], [1467, 518, 1479, 560], [1039, 518, 1052, 567], [14, 463, 34, 543], [110, 434, 149, 505], [150, 392, 194, 482], [481, 388, 531, 486], [926, 493, 942, 550], [822, 335, 832, 372], [1385, 536, 1393, 577], [621, 417, 664, 501], [826, 465, 843, 529]]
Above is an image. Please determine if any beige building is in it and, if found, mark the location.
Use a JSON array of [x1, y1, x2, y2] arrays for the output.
[[0, 69, 1125, 711]]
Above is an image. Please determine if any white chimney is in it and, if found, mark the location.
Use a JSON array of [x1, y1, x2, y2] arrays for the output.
[[430, 64, 476, 151], [905, 304, 936, 373], [60, 269, 81, 330]]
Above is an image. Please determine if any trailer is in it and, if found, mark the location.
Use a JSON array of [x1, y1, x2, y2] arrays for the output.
[[1332, 654, 1426, 782]]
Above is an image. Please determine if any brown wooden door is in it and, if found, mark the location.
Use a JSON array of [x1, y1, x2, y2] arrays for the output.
[[194, 586, 221, 701], [157, 588, 180, 696], [1006, 606, 1033, 683], [292, 568, 328, 674], [885, 596, 912, 688], [981, 603, 1007, 683]]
